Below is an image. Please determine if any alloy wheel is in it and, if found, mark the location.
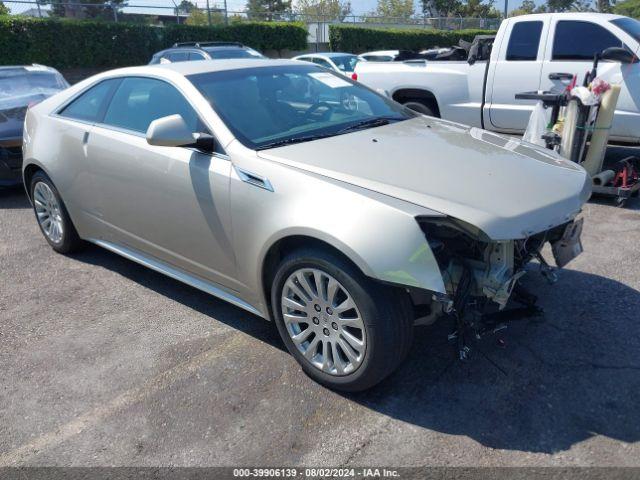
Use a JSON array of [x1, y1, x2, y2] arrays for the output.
[[33, 181, 64, 244], [281, 268, 366, 376]]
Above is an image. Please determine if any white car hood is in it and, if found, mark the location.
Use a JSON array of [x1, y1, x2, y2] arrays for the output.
[[258, 117, 591, 240]]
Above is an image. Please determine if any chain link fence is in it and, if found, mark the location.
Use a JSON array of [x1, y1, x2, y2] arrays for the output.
[[3, 0, 501, 31]]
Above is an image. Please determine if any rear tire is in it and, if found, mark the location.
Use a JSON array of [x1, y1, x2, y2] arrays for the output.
[[403, 100, 437, 117], [30, 171, 83, 254], [271, 248, 413, 392]]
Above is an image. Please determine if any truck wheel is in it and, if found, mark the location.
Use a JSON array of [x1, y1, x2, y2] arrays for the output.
[[271, 248, 414, 392], [403, 100, 437, 117]]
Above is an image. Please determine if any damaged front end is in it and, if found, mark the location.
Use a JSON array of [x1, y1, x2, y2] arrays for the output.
[[415, 216, 583, 357]]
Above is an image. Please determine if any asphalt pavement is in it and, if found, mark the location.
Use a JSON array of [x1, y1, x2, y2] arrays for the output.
[[1, 148, 639, 467]]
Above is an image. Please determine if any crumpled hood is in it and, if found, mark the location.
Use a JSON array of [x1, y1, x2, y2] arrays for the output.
[[258, 117, 591, 240]]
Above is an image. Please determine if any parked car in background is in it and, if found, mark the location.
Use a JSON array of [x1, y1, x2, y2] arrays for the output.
[[292, 52, 360, 76], [149, 42, 265, 64], [0, 64, 68, 187], [355, 13, 640, 144], [23, 59, 589, 391], [358, 50, 400, 62]]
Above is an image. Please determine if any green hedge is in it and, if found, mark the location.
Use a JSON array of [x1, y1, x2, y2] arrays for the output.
[[0, 17, 308, 69], [329, 25, 497, 53]]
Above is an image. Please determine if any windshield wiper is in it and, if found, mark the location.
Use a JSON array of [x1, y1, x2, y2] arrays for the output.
[[256, 117, 404, 151], [336, 116, 401, 134], [256, 133, 335, 150]]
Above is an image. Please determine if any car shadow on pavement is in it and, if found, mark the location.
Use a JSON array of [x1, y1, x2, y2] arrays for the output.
[[73, 243, 286, 352], [350, 268, 640, 454], [0, 185, 30, 209], [74, 241, 640, 455]]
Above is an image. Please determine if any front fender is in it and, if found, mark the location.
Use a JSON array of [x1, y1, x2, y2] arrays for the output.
[[229, 155, 447, 316]]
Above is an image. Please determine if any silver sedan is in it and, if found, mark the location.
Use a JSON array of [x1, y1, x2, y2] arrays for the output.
[[23, 59, 590, 391]]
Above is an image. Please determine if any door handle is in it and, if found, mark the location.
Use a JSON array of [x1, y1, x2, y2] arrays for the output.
[[82, 131, 89, 156], [548, 72, 574, 81]]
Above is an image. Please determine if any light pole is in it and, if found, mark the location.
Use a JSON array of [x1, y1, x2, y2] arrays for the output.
[[170, 0, 180, 24], [504, 0, 508, 18]]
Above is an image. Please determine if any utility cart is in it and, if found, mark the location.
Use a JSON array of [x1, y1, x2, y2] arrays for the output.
[[516, 47, 640, 207]]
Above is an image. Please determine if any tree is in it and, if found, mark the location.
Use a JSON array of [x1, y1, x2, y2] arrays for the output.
[[614, 0, 640, 16], [539, 0, 594, 11], [368, 0, 416, 21], [0, 1, 9, 14], [245, 0, 292, 20], [186, 5, 225, 25], [420, 0, 461, 16], [509, 0, 535, 15], [596, 0, 613, 11], [295, 0, 352, 20], [420, 0, 499, 17], [48, 0, 126, 19], [457, 0, 500, 16], [176, 0, 196, 15]]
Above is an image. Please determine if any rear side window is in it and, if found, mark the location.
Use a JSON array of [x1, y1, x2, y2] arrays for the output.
[[168, 51, 189, 62], [189, 52, 206, 61], [59, 79, 119, 122], [507, 21, 543, 61], [313, 57, 333, 69], [611, 17, 640, 43], [102, 77, 199, 133], [553, 21, 623, 60]]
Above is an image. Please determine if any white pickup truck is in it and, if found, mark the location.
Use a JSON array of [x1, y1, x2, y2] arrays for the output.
[[354, 13, 640, 144]]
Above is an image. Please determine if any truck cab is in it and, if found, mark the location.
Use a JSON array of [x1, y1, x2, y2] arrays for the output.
[[487, 13, 639, 142]]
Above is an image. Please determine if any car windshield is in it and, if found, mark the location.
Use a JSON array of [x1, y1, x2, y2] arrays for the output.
[[205, 48, 264, 59], [188, 64, 414, 150], [0, 68, 68, 110], [331, 55, 360, 72], [611, 17, 640, 43]]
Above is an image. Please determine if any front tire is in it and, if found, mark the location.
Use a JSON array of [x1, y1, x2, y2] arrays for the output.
[[30, 171, 83, 254], [271, 248, 413, 392]]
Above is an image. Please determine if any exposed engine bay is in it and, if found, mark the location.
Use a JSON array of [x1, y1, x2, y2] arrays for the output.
[[414, 216, 584, 359]]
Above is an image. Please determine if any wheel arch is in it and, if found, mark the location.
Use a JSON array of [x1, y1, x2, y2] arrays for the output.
[[392, 88, 441, 117], [22, 161, 49, 202], [259, 231, 375, 320]]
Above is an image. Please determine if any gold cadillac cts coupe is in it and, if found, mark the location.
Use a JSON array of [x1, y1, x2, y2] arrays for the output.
[[22, 59, 590, 391]]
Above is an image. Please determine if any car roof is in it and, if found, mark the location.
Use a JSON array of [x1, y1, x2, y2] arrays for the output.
[[142, 58, 301, 76], [0, 64, 59, 73], [360, 50, 399, 56], [296, 52, 355, 59], [509, 12, 623, 21]]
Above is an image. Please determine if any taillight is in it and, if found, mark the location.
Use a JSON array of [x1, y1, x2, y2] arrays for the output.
[[351, 72, 358, 81]]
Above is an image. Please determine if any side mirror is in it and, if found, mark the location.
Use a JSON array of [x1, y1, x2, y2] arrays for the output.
[[599, 46, 636, 64], [146, 114, 215, 153]]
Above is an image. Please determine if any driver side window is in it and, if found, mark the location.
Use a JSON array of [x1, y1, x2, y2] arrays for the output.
[[100, 77, 225, 155], [102, 77, 200, 134]]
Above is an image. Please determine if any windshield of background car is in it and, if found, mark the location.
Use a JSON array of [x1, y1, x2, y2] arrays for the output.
[[0, 68, 69, 111], [611, 17, 640, 43], [205, 48, 265, 59], [331, 55, 360, 72], [187, 64, 414, 150]]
